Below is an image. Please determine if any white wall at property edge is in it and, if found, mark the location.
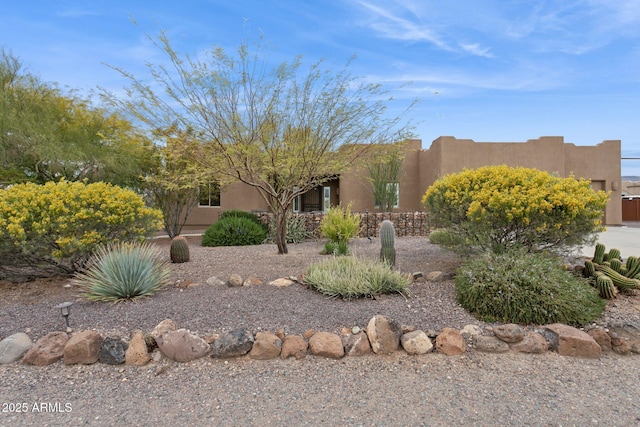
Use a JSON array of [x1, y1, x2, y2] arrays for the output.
[[581, 226, 640, 258]]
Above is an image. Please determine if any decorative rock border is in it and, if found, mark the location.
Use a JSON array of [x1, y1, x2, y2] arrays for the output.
[[1, 314, 637, 367]]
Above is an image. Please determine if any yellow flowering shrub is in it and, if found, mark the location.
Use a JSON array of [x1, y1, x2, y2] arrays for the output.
[[0, 180, 162, 278], [422, 165, 609, 254]]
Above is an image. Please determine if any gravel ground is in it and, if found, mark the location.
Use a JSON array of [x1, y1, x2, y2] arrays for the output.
[[2, 237, 640, 426]]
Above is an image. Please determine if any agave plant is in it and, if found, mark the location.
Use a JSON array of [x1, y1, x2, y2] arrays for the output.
[[74, 242, 172, 302]]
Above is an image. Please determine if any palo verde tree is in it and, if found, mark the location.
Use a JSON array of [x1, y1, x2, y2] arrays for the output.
[[0, 49, 154, 189], [105, 32, 415, 254], [144, 126, 212, 238]]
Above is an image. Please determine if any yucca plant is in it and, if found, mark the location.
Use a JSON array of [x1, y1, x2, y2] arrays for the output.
[[74, 242, 172, 302], [305, 256, 411, 299]]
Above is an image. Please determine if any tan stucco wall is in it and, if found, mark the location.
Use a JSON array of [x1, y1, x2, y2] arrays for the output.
[[183, 136, 622, 227], [185, 181, 269, 228], [418, 136, 621, 225]]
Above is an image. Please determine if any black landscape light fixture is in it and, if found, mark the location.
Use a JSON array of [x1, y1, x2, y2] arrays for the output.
[[55, 301, 73, 328]]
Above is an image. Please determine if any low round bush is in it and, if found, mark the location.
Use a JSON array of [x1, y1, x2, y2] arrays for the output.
[[74, 242, 172, 302], [454, 249, 605, 325], [219, 209, 266, 229], [305, 256, 411, 299], [422, 165, 609, 255], [202, 216, 267, 247], [0, 180, 162, 279]]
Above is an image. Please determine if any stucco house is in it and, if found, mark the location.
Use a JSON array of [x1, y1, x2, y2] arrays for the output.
[[184, 136, 622, 229]]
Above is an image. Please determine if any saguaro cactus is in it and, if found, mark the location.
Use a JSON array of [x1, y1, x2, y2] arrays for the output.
[[170, 236, 190, 263], [379, 220, 396, 267]]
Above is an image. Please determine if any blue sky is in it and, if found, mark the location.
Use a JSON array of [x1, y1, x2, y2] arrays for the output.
[[2, 1, 639, 175]]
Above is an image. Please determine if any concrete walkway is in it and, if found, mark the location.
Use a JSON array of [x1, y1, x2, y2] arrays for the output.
[[581, 225, 640, 258]]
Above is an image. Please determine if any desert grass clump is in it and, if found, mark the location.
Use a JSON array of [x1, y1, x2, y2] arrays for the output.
[[305, 256, 411, 299], [454, 249, 605, 325], [74, 242, 172, 302]]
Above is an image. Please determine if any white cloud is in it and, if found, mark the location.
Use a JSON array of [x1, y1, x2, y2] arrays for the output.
[[459, 43, 493, 58], [355, 0, 450, 49]]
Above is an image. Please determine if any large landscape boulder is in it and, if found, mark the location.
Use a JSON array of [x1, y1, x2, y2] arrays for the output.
[[22, 332, 69, 366], [249, 332, 282, 360], [510, 332, 549, 354], [343, 332, 372, 357], [400, 330, 433, 355], [493, 324, 525, 343], [309, 332, 344, 359], [210, 329, 254, 358], [157, 329, 209, 362], [125, 331, 151, 366], [63, 330, 103, 365], [281, 335, 308, 359], [99, 337, 128, 365], [435, 328, 466, 356], [0, 332, 33, 364], [475, 336, 509, 353], [540, 324, 601, 358], [367, 315, 402, 355]]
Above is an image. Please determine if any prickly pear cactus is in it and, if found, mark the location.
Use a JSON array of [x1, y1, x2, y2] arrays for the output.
[[170, 236, 190, 263], [379, 220, 396, 267]]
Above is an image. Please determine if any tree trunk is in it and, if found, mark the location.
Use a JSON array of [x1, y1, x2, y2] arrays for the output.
[[274, 210, 289, 254]]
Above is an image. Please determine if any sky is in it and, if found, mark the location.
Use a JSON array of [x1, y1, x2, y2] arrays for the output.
[[1, 1, 639, 175]]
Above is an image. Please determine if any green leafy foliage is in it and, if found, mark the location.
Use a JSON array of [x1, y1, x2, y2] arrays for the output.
[[220, 209, 267, 230], [320, 241, 350, 256], [1, 50, 155, 189], [305, 256, 411, 299], [455, 250, 605, 325], [0, 180, 163, 279], [74, 242, 172, 302], [264, 212, 311, 244], [106, 33, 415, 254], [319, 203, 362, 244], [201, 217, 267, 247], [428, 229, 467, 249], [422, 165, 609, 255]]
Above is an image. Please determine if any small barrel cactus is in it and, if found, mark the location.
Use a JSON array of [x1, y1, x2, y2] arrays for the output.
[[593, 243, 606, 264], [379, 220, 396, 267], [170, 236, 190, 263], [607, 248, 621, 261]]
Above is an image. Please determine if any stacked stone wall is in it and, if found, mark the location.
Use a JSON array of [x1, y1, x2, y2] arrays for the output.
[[255, 211, 430, 238]]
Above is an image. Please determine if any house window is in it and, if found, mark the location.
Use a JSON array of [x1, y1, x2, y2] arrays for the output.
[[292, 187, 300, 213], [374, 183, 399, 209], [323, 186, 331, 212], [198, 182, 220, 207]]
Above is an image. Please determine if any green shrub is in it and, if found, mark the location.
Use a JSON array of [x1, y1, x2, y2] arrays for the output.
[[220, 209, 266, 229], [74, 242, 172, 302], [428, 228, 467, 249], [305, 256, 411, 299], [454, 249, 605, 325], [264, 212, 312, 244], [0, 180, 162, 279], [320, 241, 349, 256], [202, 216, 267, 247], [319, 203, 361, 244], [422, 165, 609, 255]]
